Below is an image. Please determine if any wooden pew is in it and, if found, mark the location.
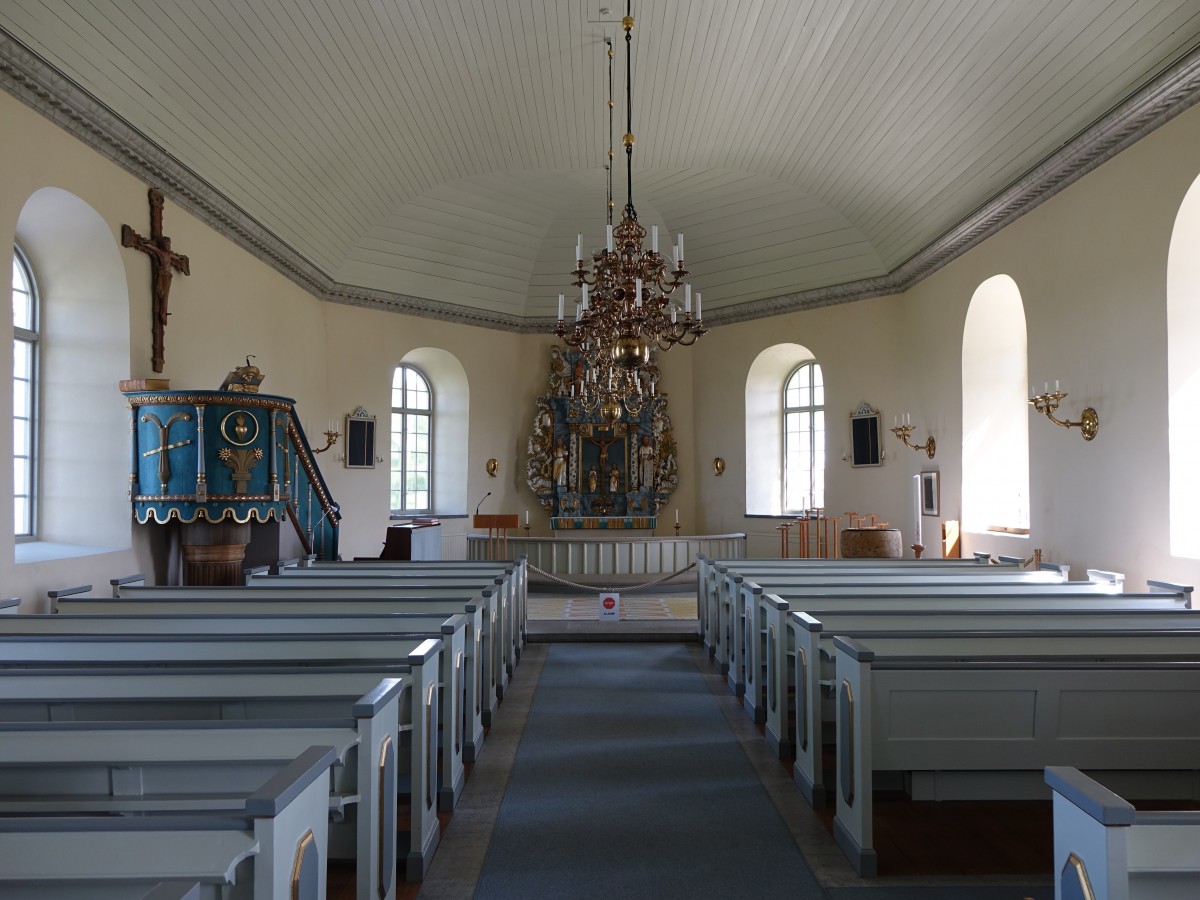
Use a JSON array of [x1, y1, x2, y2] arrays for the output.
[[0, 745, 336, 900], [718, 565, 1080, 698], [301, 558, 529, 650], [251, 569, 521, 680], [694, 554, 1004, 651], [832, 631, 1200, 876], [0, 674, 410, 897], [1046, 765, 1200, 900], [0, 621, 467, 817], [107, 582, 511, 707], [706, 560, 1074, 684], [784, 603, 1200, 807], [68, 589, 501, 731], [270, 558, 525, 654], [750, 578, 1175, 747], [51, 602, 492, 758]]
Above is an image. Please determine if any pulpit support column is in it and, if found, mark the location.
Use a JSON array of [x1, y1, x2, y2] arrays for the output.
[[182, 519, 251, 585]]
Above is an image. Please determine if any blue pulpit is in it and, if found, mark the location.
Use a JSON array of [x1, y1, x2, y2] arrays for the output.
[[125, 389, 340, 582]]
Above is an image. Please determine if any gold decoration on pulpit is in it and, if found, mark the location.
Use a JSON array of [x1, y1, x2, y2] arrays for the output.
[[219, 410, 259, 446], [219, 356, 265, 393], [140, 411, 193, 493], [486, 458, 499, 477], [218, 446, 263, 495], [713, 457, 725, 476]]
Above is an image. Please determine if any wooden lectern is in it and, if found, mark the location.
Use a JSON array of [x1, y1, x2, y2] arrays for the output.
[[474, 514, 519, 560]]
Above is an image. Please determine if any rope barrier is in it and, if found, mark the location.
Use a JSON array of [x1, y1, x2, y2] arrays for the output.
[[528, 561, 697, 595]]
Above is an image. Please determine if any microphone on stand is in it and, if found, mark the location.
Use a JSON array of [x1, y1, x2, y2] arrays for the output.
[[475, 492, 492, 516]]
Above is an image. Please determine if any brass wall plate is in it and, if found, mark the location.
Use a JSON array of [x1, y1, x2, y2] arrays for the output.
[[486, 458, 499, 477], [713, 457, 725, 476]]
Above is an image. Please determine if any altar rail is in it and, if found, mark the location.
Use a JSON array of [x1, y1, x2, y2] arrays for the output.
[[466, 533, 746, 579]]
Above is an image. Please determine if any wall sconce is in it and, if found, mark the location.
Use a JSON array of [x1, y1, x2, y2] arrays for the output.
[[712, 457, 725, 476], [890, 413, 935, 459], [311, 419, 340, 454], [1029, 382, 1098, 441]]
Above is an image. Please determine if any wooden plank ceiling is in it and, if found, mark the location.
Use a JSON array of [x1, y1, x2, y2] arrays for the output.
[[3, 0, 1199, 321]]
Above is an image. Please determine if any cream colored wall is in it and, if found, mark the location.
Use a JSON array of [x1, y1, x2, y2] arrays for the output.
[[0, 93, 328, 608], [691, 295, 910, 557], [900, 101, 1200, 589], [688, 100, 1200, 587], [5, 87, 1200, 599]]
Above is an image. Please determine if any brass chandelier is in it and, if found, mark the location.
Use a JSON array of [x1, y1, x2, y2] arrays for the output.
[[554, 0, 709, 371]]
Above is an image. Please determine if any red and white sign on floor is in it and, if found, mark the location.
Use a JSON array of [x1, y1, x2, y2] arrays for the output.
[[599, 592, 620, 621]]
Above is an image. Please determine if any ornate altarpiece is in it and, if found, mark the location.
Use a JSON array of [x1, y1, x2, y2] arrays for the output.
[[526, 348, 678, 528]]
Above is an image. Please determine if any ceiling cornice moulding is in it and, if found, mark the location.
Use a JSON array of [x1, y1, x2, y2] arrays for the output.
[[3, 29, 1199, 333]]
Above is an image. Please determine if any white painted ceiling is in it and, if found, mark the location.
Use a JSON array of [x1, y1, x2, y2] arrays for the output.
[[3, 1, 1200, 325]]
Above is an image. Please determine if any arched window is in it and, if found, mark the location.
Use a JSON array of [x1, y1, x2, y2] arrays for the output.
[[391, 365, 433, 513], [745, 343, 821, 516], [961, 274, 1029, 533], [783, 362, 824, 512], [11, 246, 38, 538], [1167, 171, 1200, 557]]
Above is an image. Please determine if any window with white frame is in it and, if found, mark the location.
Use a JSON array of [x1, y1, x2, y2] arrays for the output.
[[390, 365, 432, 513], [783, 361, 825, 512], [961, 274, 1029, 533], [11, 246, 37, 538]]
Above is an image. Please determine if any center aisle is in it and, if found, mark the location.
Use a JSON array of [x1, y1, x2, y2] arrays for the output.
[[474, 643, 825, 899]]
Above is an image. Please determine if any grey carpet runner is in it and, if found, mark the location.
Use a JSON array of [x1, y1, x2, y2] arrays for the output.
[[474, 642, 826, 899]]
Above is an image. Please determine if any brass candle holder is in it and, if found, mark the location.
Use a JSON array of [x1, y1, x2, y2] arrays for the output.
[[890, 423, 936, 459], [1029, 390, 1098, 441], [312, 428, 340, 454]]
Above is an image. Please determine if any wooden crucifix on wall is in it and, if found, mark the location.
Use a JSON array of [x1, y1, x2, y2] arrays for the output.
[[122, 187, 190, 373]]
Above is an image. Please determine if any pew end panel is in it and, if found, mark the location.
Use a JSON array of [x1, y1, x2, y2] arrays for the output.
[[245, 745, 337, 900], [1047, 766, 1200, 900], [45, 584, 92, 614], [1047, 765, 1135, 900], [1148, 580, 1196, 606], [403, 639, 442, 882], [831, 636, 877, 877], [1086, 569, 1126, 588], [789, 611, 826, 806], [110, 574, 147, 597]]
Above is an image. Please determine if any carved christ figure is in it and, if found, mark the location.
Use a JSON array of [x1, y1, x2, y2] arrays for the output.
[[587, 431, 621, 493], [122, 187, 190, 373]]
